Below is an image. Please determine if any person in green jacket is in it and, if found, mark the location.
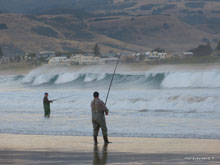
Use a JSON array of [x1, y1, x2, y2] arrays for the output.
[[43, 92, 53, 118]]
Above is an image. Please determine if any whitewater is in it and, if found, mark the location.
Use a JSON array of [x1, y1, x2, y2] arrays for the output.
[[0, 64, 220, 139]]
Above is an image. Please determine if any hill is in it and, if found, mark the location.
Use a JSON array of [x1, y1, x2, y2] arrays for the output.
[[0, 0, 220, 56]]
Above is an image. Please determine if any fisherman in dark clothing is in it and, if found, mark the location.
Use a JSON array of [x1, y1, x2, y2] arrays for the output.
[[43, 92, 53, 118], [91, 91, 111, 144]]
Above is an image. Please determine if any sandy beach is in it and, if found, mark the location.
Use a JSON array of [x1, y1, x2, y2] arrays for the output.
[[0, 134, 219, 164]]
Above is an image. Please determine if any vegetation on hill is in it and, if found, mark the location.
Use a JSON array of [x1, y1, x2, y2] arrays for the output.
[[190, 43, 212, 56], [139, 4, 161, 11], [31, 26, 58, 38], [93, 43, 101, 57], [152, 4, 176, 15], [0, 46, 3, 57], [0, 0, 220, 56], [216, 40, 220, 52], [0, 24, 7, 29], [185, 2, 205, 9]]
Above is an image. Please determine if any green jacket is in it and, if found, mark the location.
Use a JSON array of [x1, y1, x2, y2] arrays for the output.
[[43, 96, 51, 110]]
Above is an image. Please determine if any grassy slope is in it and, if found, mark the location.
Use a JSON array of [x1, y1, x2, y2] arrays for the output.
[[0, 14, 146, 55], [0, 0, 220, 54]]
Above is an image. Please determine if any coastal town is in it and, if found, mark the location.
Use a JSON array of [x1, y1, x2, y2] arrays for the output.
[[1, 41, 220, 65], [0, 49, 194, 65]]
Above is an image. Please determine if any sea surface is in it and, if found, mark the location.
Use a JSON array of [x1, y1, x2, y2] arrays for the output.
[[0, 64, 220, 139]]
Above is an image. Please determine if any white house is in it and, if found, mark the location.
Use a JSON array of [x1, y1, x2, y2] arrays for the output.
[[48, 57, 70, 65], [149, 52, 160, 59], [0, 56, 10, 64], [70, 54, 105, 65], [182, 52, 194, 57], [158, 53, 168, 59]]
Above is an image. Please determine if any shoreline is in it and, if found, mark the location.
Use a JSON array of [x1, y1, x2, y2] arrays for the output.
[[1, 134, 219, 164], [1, 132, 220, 140]]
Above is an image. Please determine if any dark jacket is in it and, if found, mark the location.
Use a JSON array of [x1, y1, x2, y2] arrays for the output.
[[43, 96, 52, 110]]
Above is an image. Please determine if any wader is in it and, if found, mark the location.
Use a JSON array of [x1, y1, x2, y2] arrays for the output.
[[44, 103, 50, 117], [92, 111, 108, 137]]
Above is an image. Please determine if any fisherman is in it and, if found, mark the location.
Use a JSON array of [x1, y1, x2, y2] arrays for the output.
[[43, 92, 53, 118], [91, 91, 111, 144]]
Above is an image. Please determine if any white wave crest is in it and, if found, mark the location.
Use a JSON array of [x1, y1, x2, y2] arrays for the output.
[[32, 74, 55, 85], [55, 73, 80, 84], [161, 70, 220, 88]]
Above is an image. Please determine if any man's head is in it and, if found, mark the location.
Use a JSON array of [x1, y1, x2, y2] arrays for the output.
[[45, 92, 48, 97], [93, 91, 99, 98]]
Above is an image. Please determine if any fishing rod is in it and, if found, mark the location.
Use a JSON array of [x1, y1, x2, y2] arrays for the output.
[[105, 44, 126, 105], [52, 94, 75, 101]]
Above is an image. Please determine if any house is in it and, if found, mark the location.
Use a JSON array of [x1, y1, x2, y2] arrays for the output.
[[0, 56, 10, 64], [134, 53, 146, 62], [149, 52, 160, 59], [158, 53, 168, 59], [48, 57, 71, 65], [182, 52, 194, 57], [38, 51, 56, 58], [70, 54, 105, 65]]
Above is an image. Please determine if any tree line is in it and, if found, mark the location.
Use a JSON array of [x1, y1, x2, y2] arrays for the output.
[[190, 40, 220, 56]]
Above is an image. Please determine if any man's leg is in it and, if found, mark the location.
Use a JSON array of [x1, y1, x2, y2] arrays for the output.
[[45, 108, 49, 117], [100, 118, 111, 144], [44, 109, 47, 117], [92, 120, 100, 144], [48, 109, 50, 118]]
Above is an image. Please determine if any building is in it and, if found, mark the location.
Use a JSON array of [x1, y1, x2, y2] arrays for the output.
[[148, 52, 160, 59], [48, 57, 71, 65], [182, 52, 194, 57], [158, 53, 168, 59], [102, 57, 119, 64], [70, 54, 105, 65], [134, 53, 146, 62], [38, 51, 56, 58], [0, 56, 10, 64], [48, 54, 108, 65]]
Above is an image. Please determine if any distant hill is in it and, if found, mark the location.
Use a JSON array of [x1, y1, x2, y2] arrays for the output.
[[0, 14, 145, 56], [0, 0, 220, 56], [0, 0, 112, 14]]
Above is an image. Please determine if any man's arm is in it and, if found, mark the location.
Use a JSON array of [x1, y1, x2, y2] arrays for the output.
[[101, 101, 109, 115], [44, 97, 53, 103]]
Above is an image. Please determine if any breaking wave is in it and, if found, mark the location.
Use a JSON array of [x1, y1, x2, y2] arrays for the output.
[[1, 67, 220, 89]]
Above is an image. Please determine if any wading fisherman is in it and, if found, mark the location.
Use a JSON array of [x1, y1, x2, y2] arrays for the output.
[[43, 92, 53, 118], [91, 91, 111, 144]]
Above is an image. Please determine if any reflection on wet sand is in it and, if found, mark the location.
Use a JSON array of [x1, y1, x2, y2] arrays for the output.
[[93, 144, 108, 165]]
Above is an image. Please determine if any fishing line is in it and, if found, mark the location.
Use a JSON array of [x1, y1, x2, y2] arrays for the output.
[[52, 94, 75, 101]]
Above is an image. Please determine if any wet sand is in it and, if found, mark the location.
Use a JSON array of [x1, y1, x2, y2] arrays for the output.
[[0, 134, 220, 164]]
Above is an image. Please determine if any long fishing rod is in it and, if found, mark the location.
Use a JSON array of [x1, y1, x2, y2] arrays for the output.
[[105, 44, 126, 105], [52, 94, 75, 101]]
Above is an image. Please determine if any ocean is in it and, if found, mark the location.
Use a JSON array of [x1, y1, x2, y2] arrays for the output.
[[0, 64, 220, 139]]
